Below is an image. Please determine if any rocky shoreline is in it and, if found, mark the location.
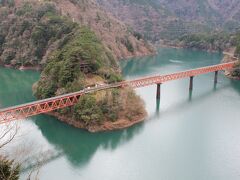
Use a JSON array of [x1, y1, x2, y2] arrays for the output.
[[225, 72, 240, 80], [222, 49, 240, 80], [2, 64, 42, 71], [1, 50, 151, 133], [120, 51, 157, 60], [158, 43, 220, 53], [47, 111, 147, 132]]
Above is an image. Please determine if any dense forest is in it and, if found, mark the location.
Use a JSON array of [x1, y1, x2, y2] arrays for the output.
[[177, 32, 235, 51], [0, 0, 154, 69], [33, 24, 146, 131], [96, 0, 240, 43], [175, 31, 240, 77], [0, 1, 147, 177], [0, 2, 79, 67], [1, 0, 240, 178], [0, 2, 147, 177], [0, 0, 146, 130]]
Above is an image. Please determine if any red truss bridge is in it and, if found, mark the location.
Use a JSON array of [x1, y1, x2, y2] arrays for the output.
[[0, 61, 236, 124]]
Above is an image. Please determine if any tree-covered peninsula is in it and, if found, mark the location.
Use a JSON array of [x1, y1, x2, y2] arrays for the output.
[[33, 25, 146, 132], [0, 1, 149, 132]]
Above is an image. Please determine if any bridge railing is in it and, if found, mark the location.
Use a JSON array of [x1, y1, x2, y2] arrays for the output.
[[0, 61, 236, 123], [123, 62, 235, 88]]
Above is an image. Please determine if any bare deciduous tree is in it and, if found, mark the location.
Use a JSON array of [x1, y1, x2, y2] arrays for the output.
[[0, 123, 20, 180], [0, 123, 19, 150]]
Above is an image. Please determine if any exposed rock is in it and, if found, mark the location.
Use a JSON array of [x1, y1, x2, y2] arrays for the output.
[[47, 111, 147, 132]]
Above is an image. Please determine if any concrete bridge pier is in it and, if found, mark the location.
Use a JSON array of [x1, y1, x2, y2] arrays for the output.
[[189, 76, 194, 91], [156, 83, 161, 99], [214, 71, 218, 84]]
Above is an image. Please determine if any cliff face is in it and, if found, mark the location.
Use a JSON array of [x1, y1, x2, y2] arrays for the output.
[[96, 0, 240, 42], [0, 0, 154, 68]]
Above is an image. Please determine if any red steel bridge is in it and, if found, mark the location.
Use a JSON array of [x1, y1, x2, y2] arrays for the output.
[[0, 61, 236, 124]]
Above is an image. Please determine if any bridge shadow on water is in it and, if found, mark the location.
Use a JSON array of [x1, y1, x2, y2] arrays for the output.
[[32, 115, 144, 168], [28, 79, 235, 170], [152, 82, 230, 121]]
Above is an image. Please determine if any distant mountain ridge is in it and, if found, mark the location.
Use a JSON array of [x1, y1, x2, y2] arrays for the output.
[[96, 0, 240, 42], [158, 0, 240, 28]]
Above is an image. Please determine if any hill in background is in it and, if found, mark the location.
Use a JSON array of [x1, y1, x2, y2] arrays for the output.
[[96, 0, 240, 42]]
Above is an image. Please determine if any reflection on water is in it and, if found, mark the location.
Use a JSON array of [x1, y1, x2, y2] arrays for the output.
[[121, 48, 222, 79], [148, 82, 230, 123], [231, 80, 240, 94], [33, 115, 144, 167], [156, 99, 161, 113], [153, 80, 228, 116], [1, 48, 240, 180], [0, 68, 39, 108], [188, 90, 193, 101]]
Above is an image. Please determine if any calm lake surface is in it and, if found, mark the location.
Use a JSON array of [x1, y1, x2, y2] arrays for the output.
[[0, 48, 240, 180]]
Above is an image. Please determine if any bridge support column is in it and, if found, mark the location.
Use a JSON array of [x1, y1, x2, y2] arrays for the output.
[[189, 76, 194, 91], [214, 71, 218, 84], [156, 83, 161, 99]]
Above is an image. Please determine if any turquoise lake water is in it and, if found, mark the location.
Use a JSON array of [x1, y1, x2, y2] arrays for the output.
[[0, 48, 240, 180]]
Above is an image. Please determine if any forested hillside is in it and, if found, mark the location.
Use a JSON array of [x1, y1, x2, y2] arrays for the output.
[[175, 32, 236, 51], [96, 0, 240, 42], [158, 0, 240, 31], [0, 2, 79, 68], [0, 0, 147, 132], [0, 0, 154, 69]]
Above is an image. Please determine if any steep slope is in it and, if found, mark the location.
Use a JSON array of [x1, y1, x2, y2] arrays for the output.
[[50, 0, 155, 59], [98, 0, 170, 40], [96, 0, 240, 42], [96, 0, 213, 42], [33, 24, 147, 132], [0, 0, 154, 69], [174, 32, 236, 51], [158, 0, 240, 31], [96, 0, 175, 42], [0, 1, 147, 132], [158, 0, 220, 24], [0, 1, 79, 68]]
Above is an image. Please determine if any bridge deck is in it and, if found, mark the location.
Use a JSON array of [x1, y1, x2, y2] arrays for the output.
[[0, 61, 236, 123]]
